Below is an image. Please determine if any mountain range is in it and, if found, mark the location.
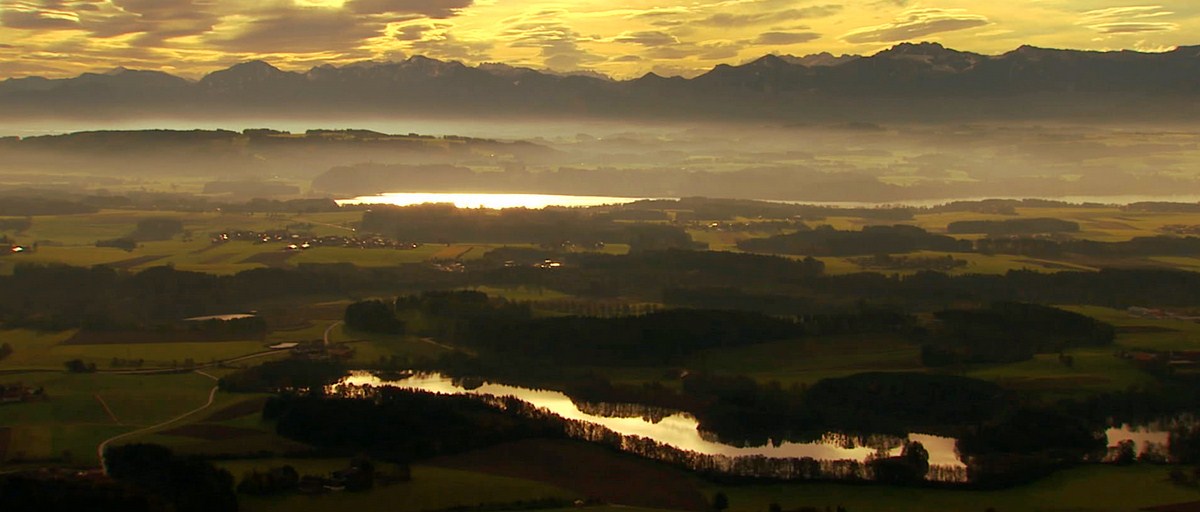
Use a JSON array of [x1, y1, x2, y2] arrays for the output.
[[3, 42, 1199, 122]]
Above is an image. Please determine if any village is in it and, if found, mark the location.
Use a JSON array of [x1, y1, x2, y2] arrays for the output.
[[210, 229, 421, 252]]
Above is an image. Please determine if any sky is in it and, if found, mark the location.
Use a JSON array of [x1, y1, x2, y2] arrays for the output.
[[0, 0, 1196, 79]]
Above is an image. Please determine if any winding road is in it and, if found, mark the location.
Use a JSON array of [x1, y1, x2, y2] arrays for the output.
[[96, 370, 220, 474], [324, 320, 343, 346], [90, 320, 345, 471]]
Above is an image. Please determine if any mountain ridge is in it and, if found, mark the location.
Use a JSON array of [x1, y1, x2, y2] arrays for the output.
[[3, 43, 1198, 122]]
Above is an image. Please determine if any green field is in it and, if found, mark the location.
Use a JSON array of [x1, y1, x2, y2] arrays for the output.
[[964, 347, 1154, 398], [0, 371, 220, 465], [688, 335, 922, 387], [7, 204, 1200, 277], [713, 464, 1200, 512], [0, 329, 277, 370]]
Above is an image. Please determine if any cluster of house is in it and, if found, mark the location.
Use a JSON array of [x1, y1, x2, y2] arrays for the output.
[[298, 463, 378, 494], [286, 340, 355, 361], [1, 383, 45, 404], [1160, 224, 1200, 236], [210, 230, 420, 251], [1127, 307, 1200, 321], [1122, 350, 1200, 369], [2, 243, 31, 255], [300, 458, 412, 494]]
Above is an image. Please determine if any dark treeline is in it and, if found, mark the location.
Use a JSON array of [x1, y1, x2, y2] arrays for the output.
[[0, 262, 464, 330], [344, 299, 406, 334], [738, 225, 971, 256], [6, 251, 1200, 333], [798, 267, 1200, 309], [947, 218, 1080, 235], [662, 287, 818, 315], [265, 369, 1106, 488], [849, 254, 968, 272], [377, 291, 911, 366], [734, 223, 1200, 259], [976, 235, 1200, 258], [668, 372, 1003, 445], [266, 388, 565, 461], [359, 203, 699, 250], [518, 250, 1200, 308], [129, 218, 184, 241], [0, 195, 98, 216], [618, 197, 916, 221], [219, 359, 348, 394], [0, 190, 344, 217], [103, 444, 238, 512], [0, 473, 160, 511], [801, 373, 1006, 434], [922, 302, 1115, 365], [1123, 202, 1200, 213], [958, 408, 1107, 488]]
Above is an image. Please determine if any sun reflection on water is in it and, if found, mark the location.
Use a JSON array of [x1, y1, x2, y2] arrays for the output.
[[335, 192, 650, 210]]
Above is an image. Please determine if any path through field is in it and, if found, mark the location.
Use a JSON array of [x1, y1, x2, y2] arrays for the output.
[[96, 370, 219, 473]]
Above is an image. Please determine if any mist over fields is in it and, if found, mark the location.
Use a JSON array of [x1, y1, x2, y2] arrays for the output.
[[1, 121, 1198, 205], [2, 43, 1198, 205]]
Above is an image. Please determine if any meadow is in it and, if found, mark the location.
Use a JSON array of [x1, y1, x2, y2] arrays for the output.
[[3, 201, 1200, 511], [713, 464, 1200, 512]]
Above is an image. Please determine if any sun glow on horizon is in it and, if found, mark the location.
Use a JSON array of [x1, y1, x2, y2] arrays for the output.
[[0, 1, 1196, 80]]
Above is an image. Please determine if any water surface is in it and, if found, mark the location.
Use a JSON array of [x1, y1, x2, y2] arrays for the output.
[[336, 192, 650, 209], [337, 371, 965, 468]]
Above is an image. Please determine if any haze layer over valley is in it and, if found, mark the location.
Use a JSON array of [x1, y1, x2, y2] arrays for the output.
[[2, 121, 1199, 205]]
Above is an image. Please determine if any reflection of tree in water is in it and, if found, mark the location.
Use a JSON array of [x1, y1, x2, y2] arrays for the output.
[[572, 400, 675, 424]]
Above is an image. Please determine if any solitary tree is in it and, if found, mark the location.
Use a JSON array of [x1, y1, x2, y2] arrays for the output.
[[712, 491, 729, 512]]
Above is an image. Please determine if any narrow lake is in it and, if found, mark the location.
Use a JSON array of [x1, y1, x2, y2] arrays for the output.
[[336, 371, 1184, 482], [336, 371, 966, 480]]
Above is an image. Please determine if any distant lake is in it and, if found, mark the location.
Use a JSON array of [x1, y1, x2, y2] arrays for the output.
[[336, 192, 652, 209], [335, 191, 1200, 211]]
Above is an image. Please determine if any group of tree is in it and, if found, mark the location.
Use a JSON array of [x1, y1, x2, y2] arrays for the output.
[[5, 250, 1200, 335], [975, 235, 1200, 259], [129, 218, 184, 241], [0, 217, 31, 232], [849, 254, 968, 272], [359, 203, 700, 251], [957, 408, 1107, 488], [738, 225, 970, 257], [947, 218, 1080, 235], [219, 359, 347, 394], [344, 299, 406, 334], [920, 302, 1115, 366], [236, 465, 299, 495], [362, 291, 912, 367], [0, 473, 159, 511], [103, 444, 238, 512], [265, 387, 565, 461], [64, 358, 97, 373]]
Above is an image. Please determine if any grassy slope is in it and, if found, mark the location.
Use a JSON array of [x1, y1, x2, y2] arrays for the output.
[[0, 372, 219, 465], [0, 329, 275, 370], [714, 464, 1200, 512], [225, 463, 578, 512]]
